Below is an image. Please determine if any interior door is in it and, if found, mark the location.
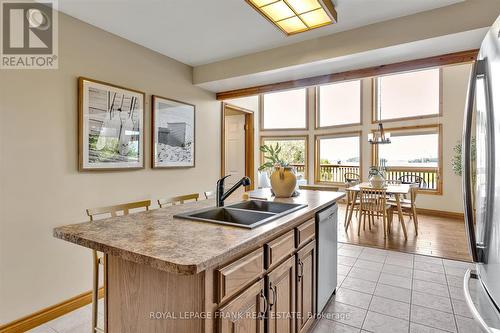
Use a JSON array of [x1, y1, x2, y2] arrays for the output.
[[225, 114, 246, 187]]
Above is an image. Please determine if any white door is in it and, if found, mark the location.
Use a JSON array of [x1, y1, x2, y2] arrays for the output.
[[225, 114, 246, 187]]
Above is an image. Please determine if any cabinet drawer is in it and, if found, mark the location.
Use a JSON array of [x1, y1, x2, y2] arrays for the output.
[[296, 218, 315, 249], [218, 278, 265, 333], [216, 248, 264, 303], [266, 230, 295, 269]]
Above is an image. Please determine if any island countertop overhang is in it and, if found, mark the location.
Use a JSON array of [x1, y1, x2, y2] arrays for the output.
[[53, 190, 344, 275]]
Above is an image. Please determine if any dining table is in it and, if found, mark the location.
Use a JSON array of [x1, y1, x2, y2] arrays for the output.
[[344, 182, 411, 239]]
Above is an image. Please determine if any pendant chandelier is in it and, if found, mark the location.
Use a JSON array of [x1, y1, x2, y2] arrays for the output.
[[368, 123, 391, 145]]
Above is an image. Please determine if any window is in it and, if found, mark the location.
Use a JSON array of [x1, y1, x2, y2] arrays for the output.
[[261, 136, 308, 178], [317, 80, 361, 128], [262, 88, 307, 129], [375, 68, 440, 121], [375, 125, 442, 193], [315, 133, 361, 184]]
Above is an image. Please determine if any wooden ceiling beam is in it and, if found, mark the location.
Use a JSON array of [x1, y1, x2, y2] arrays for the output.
[[216, 49, 478, 100]]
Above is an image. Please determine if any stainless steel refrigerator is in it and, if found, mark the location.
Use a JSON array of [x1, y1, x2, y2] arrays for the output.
[[463, 14, 500, 333]]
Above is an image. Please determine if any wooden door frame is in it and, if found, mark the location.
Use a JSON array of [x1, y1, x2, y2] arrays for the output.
[[221, 102, 255, 191]]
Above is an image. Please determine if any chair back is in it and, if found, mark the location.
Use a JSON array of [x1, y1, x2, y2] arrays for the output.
[[398, 175, 426, 188], [158, 193, 199, 208], [86, 200, 151, 221], [344, 172, 360, 183], [204, 191, 215, 199], [359, 187, 387, 213], [409, 183, 419, 205]]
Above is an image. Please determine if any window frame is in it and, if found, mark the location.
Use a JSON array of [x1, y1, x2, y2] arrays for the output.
[[371, 124, 443, 195], [372, 67, 443, 124], [260, 135, 309, 178], [314, 131, 363, 185], [315, 80, 363, 129], [259, 88, 309, 131]]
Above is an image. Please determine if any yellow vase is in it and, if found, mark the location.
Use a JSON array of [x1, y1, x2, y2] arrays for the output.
[[270, 166, 297, 198]]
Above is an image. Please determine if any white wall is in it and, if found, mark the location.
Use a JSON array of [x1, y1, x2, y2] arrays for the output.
[[0, 13, 220, 323], [257, 63, 472, 213]]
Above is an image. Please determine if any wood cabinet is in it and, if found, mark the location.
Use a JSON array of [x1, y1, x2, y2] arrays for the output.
[[295, 218, 315, 249], [267, 256, 296, 333], [215, 217, 322, 333], [216, 248, 264, 303], [296, 241, 316, 333], [218, 279, 266, 333], [266, 230, 295, 269]]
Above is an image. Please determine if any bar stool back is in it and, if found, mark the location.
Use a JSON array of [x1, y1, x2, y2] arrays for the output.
[[86, 200, 151, 333], [158, 193, 199, 208], [204, 191, 215, 199]]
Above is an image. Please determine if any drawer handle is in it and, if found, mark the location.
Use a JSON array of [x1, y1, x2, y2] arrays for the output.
[[269, 283, 277, 311], [297, 260, 304, 282], [258, 289, 268, 320]]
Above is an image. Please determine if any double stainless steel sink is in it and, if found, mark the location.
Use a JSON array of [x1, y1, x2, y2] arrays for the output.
[[174, 200, 307, 229]]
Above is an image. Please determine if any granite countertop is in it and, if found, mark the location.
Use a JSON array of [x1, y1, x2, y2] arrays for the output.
[[53, 190, 344, 275]]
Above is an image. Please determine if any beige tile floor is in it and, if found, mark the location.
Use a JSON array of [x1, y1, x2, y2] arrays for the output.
[[27, 244, 482, 333], [312, 243, 483, 333]]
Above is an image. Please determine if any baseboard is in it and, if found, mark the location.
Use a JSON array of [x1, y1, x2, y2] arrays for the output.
[[416, 208, 464, 220], [0, 288, 104, 333]]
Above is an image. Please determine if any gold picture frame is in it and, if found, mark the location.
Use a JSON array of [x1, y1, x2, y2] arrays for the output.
[[78, 77, 145, 171]]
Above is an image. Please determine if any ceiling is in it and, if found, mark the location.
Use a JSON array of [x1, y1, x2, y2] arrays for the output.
[[58, 0, 465, 66], [197, 28, 487, 92]]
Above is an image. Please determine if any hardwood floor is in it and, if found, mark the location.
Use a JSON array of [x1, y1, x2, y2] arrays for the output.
[[337, 204, 472, 262]]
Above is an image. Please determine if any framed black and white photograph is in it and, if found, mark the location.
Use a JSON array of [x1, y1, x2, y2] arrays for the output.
[[78, 77, 145, 170], [152, 95, 195, 168]]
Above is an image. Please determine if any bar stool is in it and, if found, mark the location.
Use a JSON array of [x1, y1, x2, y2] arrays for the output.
[[158, 193, 199, 208], [86, 200, 151, 333], [204, 191, 215, 199]]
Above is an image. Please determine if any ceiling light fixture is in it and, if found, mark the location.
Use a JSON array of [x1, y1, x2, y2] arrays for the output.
[[246, 0, 338, 36], [368, 123, 391, 145]]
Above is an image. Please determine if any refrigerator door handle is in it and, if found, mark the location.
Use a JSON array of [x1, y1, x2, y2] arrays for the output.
[[464, 269, 498, 333], [462, 62, 480, 262]]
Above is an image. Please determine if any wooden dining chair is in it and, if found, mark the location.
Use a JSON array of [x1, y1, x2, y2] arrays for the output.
[[204, 191, 215, 199], [344, 189, 361, 230], [359, 188, 392, 238], [86, 200, 151, 333], [384, 179, 401, 199], [398, 175, 426, 188], [388, 183, 419, 235], [344, 172, 360, 183], [158, 193, 199, 208]]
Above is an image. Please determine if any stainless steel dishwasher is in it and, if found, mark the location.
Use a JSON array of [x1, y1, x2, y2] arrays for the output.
[[316, 203, 338, 313]]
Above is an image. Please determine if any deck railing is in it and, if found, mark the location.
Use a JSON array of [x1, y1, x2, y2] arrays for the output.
[[318, 164, 360, 183], [289, 164, 440, 190], [384, 166, 440, 190], [290, 163, 306, 176]]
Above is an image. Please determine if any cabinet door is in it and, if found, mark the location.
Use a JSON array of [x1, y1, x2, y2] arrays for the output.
[[267, 256, 296, 333], [218, 279, 266, 333], [296, 241, 316, 333]]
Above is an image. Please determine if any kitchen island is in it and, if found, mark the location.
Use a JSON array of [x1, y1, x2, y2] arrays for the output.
[[53, 190, 344, 333]]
